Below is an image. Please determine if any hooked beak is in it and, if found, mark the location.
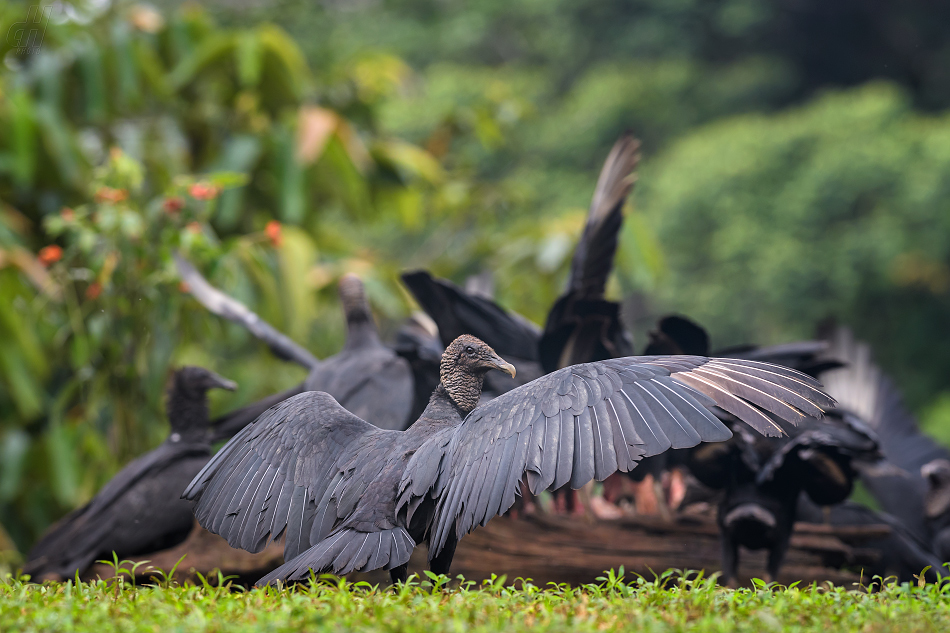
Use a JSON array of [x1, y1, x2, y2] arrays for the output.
[[208, 371, 238, 392], [486, 353, 517, 379]]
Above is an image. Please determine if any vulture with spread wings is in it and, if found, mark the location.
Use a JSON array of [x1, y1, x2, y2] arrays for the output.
[[184, 333, 835, 586]]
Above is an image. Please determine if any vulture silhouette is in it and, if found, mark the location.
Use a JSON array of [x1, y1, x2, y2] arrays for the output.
[[184, 334, 835, 586], [175, 254, 416, 434], [24, 367, 236, 580]]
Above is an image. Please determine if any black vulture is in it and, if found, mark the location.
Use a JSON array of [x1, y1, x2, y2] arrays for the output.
[[183, 334, 836, 586], [175, 254, 415, 433], [922, 459, 950, 562], [24, 367, 236, 581], [686, 410, 881, 585], [819, 328, 950, 544]]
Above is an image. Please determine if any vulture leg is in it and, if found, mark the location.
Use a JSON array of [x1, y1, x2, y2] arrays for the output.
[[720, 535, 740, 588], [428, 532, 458, 576], [389, 564, 408, 585], [766, 535, 790, 584]]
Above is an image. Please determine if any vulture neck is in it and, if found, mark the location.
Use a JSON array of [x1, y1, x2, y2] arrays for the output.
[[343, 307, 380, 351], [439, 367, 484, 416], [166, 389, 210, 442]]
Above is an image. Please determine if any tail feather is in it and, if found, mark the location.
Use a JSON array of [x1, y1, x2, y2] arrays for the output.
[[256, 527, 415, 586]]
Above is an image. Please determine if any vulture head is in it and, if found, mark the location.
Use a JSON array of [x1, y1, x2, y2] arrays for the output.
[[167, 366, 237, 433], [440, 335, 516, 413]]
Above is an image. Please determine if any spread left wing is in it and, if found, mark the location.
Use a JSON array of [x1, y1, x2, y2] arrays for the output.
[[398, 355, 835, 558]]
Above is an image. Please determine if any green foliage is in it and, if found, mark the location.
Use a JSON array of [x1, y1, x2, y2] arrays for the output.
[[2, 569, 950, 632], [636, 84, 950, 408]]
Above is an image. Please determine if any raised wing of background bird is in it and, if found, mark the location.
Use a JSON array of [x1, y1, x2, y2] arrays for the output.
[[539, 134, 640, 372]]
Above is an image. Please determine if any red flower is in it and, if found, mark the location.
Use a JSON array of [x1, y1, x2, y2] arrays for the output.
[[95, 187, 128, 204], [85, 282, 102, 300], [189, 182, 219, 200], [179, 281, 191, 293], [38, 245, 63, 266], [163, 197, 185, 214], [60, 207, 75, 221], [265, 220, 282, 247]]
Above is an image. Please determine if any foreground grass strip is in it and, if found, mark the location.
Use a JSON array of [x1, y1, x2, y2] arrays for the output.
[[3, 569, 950, 632]]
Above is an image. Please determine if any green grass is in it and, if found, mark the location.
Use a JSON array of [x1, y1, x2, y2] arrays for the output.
[[3, 568, 950, 632]]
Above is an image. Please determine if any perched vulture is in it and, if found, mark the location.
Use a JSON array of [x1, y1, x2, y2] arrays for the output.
[[175, 254, 415, 434], [24, 367, 236, 580], [184, 334, 835, 586], [686, 410, 880, 585]]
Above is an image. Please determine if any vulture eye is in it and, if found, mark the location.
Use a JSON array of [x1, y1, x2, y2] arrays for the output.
[[464, 345, 475, 356]]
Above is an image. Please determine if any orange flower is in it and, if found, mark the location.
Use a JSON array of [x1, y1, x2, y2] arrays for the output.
[[38, 245, 63, 266], [95, 187, 128, 204], [60, 207, 75, 221], [186, 222, 202, 234], [179, 281, 191, 293], [85, 282, 102, 300], [265, 220, 282, 247], [163, 197, 185, 214], [189, 182, 219, 200]]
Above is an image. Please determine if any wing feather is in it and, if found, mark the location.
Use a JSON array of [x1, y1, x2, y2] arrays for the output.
[[183, 391, 388, 560]]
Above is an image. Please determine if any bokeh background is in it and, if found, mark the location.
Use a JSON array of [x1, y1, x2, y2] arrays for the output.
[[2, 0, 950, 563]]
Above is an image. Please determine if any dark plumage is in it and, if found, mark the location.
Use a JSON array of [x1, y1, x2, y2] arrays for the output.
[[184, 334, 835, 586], [176, 254, 415, 433], [922, 459, 950, 562], [687, 411, 881, 585], [24, 367, 236, 581]]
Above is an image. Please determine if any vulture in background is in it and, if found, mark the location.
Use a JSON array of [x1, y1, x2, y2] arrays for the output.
[[402, 132, 642, 394], [686, 410, 881, 585], [175, 254, 416, 434], [184, 333, 836, 586], [24, 367, 237, 581], [818, 328, 950, 549], [922, 459, 950, 562]]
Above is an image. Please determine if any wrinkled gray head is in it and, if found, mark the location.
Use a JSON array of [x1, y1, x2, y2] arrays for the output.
[[439, 335, 516, 413], [167, 366, 237, 432]]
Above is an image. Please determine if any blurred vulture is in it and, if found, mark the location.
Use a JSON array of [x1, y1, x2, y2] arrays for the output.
[[819, 328, 950, 549], [686, 410, 880, 585], [402, 132, 641, 393], [175, 254, 416, 434], [24, 367, 237, 581], [922, 459, 950, 562], [184, 333, 835, 585]]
